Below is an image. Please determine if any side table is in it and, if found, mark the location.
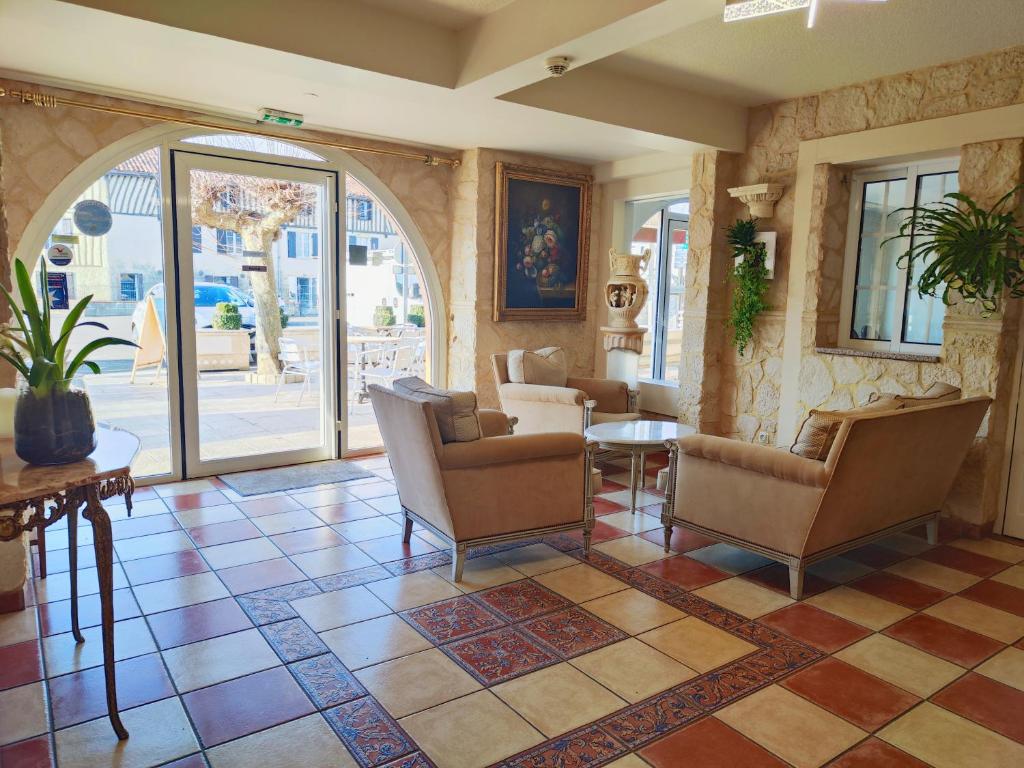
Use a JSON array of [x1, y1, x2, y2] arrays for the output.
[[0, 426, 139, 740]]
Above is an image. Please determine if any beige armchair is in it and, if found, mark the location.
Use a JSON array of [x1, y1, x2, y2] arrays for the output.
[[662, 397, 991, 599], [368, 385, 595, 580], [491, 353, 640, 435]]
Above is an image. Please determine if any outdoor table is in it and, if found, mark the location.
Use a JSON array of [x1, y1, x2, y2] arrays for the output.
[[348, 335, 404, 402], [0, 426, 139, 740]]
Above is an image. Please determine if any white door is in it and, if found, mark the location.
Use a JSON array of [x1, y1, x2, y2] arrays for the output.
[[172, 150, 339, 477]]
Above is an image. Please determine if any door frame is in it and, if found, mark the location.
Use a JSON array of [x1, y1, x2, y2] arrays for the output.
[[998, 305, 1024, 539], [170, 148, 341, 477]]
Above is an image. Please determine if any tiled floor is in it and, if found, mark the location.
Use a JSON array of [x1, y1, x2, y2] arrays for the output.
[[3, 453, 1024, 767]]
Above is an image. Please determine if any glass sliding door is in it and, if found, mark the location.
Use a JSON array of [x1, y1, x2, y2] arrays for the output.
[[172, 151, 339, 475]]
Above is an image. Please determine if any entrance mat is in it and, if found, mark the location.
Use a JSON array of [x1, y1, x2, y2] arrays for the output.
[[218, 460, 374, 496]]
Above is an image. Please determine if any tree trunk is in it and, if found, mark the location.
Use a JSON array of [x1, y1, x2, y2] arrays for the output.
[[241, 228, 283, 376]]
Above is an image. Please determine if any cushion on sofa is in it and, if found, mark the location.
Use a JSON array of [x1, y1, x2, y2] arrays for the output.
[[392, 377, 481, 443], [869, 381, 962, 408], [506, 347, 568, 387], [791, 398, 902, 461]]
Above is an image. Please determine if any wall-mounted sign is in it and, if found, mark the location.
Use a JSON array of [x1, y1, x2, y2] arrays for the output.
[[241, 264, 268, 273], [47, 243, 74, 267], [46, 272, 69, 310], [73, 199, 113, 237], [241, 249, 267, 272]]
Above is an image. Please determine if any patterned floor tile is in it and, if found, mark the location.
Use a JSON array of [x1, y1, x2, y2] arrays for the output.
[[520, 607, 627, 658], [401, 595, 505, 644], [475, 579, 572, 622], [259, 617, 329, 662], [444, 626, 559, 685], [235, 596, 298, 626], [316, 565, 394, 591], [325, 696, 418, 767], [288, 653, 367, 709]]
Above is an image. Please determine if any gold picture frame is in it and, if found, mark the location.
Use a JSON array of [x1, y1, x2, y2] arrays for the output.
[[493, 162, 592, 322]]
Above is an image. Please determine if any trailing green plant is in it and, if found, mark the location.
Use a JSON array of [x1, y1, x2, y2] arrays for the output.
[[882, 185, 1024, 318], [727, 218, 771, 355], [212, 302, 242, 330], [0, 258, 137, 396]]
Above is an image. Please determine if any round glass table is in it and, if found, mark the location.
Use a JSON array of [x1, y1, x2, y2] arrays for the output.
[[584, 420, 695, 513]]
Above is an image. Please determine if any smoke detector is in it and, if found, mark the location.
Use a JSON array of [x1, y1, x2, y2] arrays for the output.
[[544, 56, 571, 78]]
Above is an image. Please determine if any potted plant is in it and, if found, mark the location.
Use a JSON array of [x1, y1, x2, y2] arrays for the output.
[[407, 304, 425, 328], [373, 304, 396, 328], [727, 218, 771, 355], [212, 301, 242, 330], [0, 258, 136, 465], [883, 186, 1024, 318]]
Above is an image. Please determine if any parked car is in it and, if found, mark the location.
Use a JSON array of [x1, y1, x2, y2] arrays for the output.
[[131, 282, 256, 337]]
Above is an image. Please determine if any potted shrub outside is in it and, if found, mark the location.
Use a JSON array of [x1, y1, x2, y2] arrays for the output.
[[373, 304, 396, 328], [407, 304, 425, 328], [212, 301, 241, 330], [0, 258, 136, 465]]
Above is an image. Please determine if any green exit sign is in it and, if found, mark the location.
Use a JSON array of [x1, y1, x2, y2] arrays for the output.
[[259, 108, 304, 127]]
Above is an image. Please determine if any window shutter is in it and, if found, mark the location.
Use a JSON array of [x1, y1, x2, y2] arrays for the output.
[[287, 231, 296, 258]]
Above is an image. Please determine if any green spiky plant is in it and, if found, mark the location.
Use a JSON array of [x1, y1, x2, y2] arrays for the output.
[[727, 218, 771, 355], [0, 258, 137, 395], [881, 186, 1024, 318]]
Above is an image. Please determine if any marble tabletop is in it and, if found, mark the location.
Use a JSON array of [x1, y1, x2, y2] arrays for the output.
[[585, 419, 695, 446]]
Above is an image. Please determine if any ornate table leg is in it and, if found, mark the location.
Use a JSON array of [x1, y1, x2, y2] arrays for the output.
[[36, 519, 47, 579], [83, 485, 128, 740], [629, 448, 639, 514], [67, 502, 84, 643]]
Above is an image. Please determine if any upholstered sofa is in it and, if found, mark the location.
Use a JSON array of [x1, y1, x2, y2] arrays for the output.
[[661, 397, 991, 598], [368, 384, 595, 580], [491, 353, 639, 435]]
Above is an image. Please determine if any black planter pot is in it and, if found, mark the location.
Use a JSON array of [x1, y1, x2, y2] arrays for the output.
[[14, 382, 97, 465]]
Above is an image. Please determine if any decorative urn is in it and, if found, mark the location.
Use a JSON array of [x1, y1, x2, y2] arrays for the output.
[[605, 248, 650, 330]]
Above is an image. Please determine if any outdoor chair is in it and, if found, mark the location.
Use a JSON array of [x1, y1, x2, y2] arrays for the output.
[[274, 336, 320, 406]]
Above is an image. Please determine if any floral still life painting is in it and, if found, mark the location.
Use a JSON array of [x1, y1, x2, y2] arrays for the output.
[[493, 162, 592, 321]]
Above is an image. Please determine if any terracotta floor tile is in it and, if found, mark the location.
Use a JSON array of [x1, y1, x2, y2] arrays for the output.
[[432, 555, 524, 593], [173, 503, 244, 529], [845, 543, 908, 569], [835, 634, 965, 697], [570, 520, 631, 545], [187, 519, 262, 547], [924, 596, 1024, 643], [638, 616, 758, 672], [321, 614, 433, 669], [781, 657, 919, 731], [200, 537, 283, 570], [42, 617, 157, 678], [520, 607, 627, 658], [54, 697, 199, 768], [592, 497, 626, 516], [878, 702, 1024, 768], [717, 685, 865, 768], [349, 480, 396, 500], [0, 735, 53, 768], [949, 538, 1024, 564], [291, 544, 378, 579], [121, 549, 209, 586], [162, 628, 280, 693], [332, 516, 403, 542], [355, 648, 481, 718], [183, 666, 315, 747], [270, 525, 347, 555], [993, 563, 1024, 590], [0, 682, 47, 747], [49, 652, 175, 729], [111, 513, 182, 541], [399, 690, 543, 768], [918, 545, 1008, 578], [976, 647, 1024, 692], [743, 563, 835, 597], [598, 510, 662, 535], [806, 586, 913, 630], [132, 571, 230, 614], [166, 490, 230, 512], [807, 556, 875, 584], [932, 672, 1024, 744], [569, 638, 696, 703], [694, 577, 794, 618], [205, 712, 358, 768], [960, 579, 1024, 617], [639, 526, 717, 553], [883, 613, 1004, 667], [492, 663, 626, 737], [687, 543, 774, 575], [594, 536, 674, 566], [828, 737, 931, 767], [444, 626, 560, 685], [235, 495, 303, 518], [581, 588, 686, 635], [638, 555, 729, 590], [146, 597, 252, 649], [251, 509, 325, 536], [475, 580, 571, 622], [533, 563, 628, 603], [641, 716, 789, 768], [309, 499, 382, 525], [0, 640, 42, 692], [885, 558, 982, 593], [217, 557, 307, 595], [850, 571, 949, 610], [291, 585, 391, 632], [157, 479, 218, 497], [759, 603, 871, 653]]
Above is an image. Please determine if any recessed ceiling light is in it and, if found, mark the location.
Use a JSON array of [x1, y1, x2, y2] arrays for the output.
[[723, 0, 887, 28]]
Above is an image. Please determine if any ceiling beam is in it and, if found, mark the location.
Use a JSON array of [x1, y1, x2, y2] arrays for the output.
[[59, 0, 459, 88], [500, 64, 748, 152], [456, 0, 722, 96]]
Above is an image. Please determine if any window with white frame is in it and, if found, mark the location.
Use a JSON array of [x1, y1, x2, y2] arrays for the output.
[[840, 160, 959, 353]]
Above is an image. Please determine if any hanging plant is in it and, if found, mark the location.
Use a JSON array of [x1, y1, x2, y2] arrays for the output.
[[882, 186, 1024, 318], [727, 218, 770, 355]]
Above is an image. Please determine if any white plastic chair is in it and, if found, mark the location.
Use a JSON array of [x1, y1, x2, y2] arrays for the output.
[[274, 337, 320, 406], [361, 344, 417, 389]]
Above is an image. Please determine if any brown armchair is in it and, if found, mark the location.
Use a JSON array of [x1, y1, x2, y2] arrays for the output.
[[662, 397, 991, 599], [368, 385, 595, 580], [491, 353, 640, 435]]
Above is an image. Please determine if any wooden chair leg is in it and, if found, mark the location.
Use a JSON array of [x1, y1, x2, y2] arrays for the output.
[[788, 564, 805, 600], [402, 514, 413, 543], [451, 544, 466, 582], [925, 516, 939, 545]]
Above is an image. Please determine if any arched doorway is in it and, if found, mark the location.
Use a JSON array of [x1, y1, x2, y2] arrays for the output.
[[16, 128, 442, 480]]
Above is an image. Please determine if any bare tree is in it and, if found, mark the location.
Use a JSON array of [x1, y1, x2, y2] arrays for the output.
[[191, 172, 316, 375]]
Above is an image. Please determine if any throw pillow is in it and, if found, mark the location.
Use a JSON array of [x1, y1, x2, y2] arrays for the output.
[[791, 398, 902, 461], [868, 381, 961, 408], [506, 347, 568, 387], [392, 377, 481, 443]]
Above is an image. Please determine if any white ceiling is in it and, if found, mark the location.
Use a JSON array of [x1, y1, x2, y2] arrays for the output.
[[358, 0, 515, 30], [605, 0, 1024, 105]]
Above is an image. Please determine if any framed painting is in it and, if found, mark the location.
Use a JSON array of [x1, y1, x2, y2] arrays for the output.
[[493, 162, 592, 322]]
